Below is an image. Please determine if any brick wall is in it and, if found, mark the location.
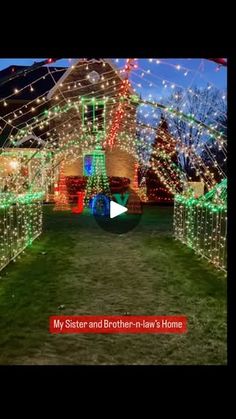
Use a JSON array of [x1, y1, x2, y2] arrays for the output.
[[64, 147, 136, 186], [106, 147, 135, 186], [64, 157, 83, 176]]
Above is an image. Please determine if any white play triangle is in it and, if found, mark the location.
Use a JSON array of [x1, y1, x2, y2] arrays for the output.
[[110, 200, 128, 219]]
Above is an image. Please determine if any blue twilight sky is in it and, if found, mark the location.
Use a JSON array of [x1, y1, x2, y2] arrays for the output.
[[0, 58, 227, 102], [0, 58, 227, 166]]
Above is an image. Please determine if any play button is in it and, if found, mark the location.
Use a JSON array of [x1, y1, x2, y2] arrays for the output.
[[110, 200, 128, 218], [92, 188, 142, 234]]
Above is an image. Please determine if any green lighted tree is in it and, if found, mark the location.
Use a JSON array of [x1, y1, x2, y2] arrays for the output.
[[84, 146, 110, 207]]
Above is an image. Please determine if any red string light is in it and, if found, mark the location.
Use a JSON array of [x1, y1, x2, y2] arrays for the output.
[[106, 59, 137, 149]]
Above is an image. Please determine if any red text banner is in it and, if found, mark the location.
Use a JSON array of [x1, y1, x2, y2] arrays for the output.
[[49, 316, 187, 334]]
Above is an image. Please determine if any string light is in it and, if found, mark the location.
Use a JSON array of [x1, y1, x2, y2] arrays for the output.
[[84, 146, 110, 207], [0, 58, 227, 273], [174, 179, 227, 271], [0, 192, 44, 271]]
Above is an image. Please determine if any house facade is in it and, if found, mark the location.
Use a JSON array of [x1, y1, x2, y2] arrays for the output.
[[0, 59, 138, 194], [48, 58, 138, 187]]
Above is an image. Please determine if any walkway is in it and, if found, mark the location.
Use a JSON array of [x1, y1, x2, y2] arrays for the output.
[[0, 206, 227, 364]]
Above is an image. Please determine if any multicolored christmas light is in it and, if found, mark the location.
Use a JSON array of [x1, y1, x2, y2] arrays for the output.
[[173, 179, 227, 271], [0, 58, 227, 273], [106, 59, 137, 149], [0, 191, 43, 271], [53, 167, 70, 211], [84, 145, 110, 207]]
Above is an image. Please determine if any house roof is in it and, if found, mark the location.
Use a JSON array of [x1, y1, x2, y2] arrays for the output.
[[0, 65, 66, 101], [47, 58, 135, 99], [0, 60, 137, 148], [0, 60, 136, 103]]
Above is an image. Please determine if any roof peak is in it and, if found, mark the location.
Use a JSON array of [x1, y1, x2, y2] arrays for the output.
[[0, 64, 67, 73]]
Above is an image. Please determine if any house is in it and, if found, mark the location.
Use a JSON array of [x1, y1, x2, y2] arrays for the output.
[[0, 64, 64, 191], [0, 59, 138, 194], [47, 58, 137, 186]]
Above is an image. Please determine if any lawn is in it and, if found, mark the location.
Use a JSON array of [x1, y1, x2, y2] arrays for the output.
[[0, 205, 227, 365]]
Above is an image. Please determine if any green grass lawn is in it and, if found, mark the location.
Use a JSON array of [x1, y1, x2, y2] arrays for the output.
[[0, 205, 227, 365]]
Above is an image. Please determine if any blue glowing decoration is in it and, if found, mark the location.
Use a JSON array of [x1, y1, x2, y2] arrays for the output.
[[84, 155, 94, 176], [91, 194, 110, 217]]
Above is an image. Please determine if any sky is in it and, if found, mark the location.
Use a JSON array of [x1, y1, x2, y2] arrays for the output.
[[0, 58, 227, 165], [0, 58, 227, 101], [0, 57, 227, 137]]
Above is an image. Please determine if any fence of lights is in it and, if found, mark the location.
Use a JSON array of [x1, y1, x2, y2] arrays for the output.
[[0, 191, 44, 271], [173, 179, 227, 272], [0, 58, 227, 272]]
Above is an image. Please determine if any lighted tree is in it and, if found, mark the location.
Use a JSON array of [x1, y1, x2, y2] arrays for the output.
[[84, 146, 110, 207], [133, 162, 139, 192], [165, 85, 227, 180], [138, 176, 148, 202], [53, 167, 70, 211], [147, 116, 183, 202]]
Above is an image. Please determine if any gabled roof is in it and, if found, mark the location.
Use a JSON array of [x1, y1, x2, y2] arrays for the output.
[[0, 60, 136, 103], [47, 58, 135, 99], [0, 65, 66, 100], [15, 134, 46, 147]]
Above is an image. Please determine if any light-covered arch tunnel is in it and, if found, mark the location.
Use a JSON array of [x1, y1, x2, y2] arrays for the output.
[[0, 57, 227, 269], [0, 58, 227, 365]]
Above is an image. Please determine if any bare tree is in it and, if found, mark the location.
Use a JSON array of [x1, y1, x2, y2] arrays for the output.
[[165, 85, 227, 180]]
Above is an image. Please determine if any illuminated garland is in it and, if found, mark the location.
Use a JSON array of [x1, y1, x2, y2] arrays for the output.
[[84, 146, 110, 207], [0, 58, 227, 275], [0, 191, 45, 208], [174, 179, 227, 271], [137, 98, 226, 144], [2, 88, 225, 196], [0, 193, 44, 271], [53, 167, 70, 211], [106, 59, 137, 148]]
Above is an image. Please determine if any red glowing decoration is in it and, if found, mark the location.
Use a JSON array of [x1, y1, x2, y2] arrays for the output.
[[133, 162, 139, 192], [53, 168, 70, 211], [208, 58, 227, 67], [72, 192, 85, 214], [106, 59, 137, 149]]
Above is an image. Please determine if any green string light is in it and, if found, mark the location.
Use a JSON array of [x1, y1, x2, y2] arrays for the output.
[[174, 179, 227, 271]]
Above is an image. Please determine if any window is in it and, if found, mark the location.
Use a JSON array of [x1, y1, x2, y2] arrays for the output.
[[83, 154, 93, 176], [84, 104, 94, 130], [95, 104, 104, 131], [82, 99, 105, 133]]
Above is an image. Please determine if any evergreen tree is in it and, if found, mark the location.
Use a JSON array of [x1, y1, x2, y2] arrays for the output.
[[146, 116, 181, 202], [84, 146, 110, 207]]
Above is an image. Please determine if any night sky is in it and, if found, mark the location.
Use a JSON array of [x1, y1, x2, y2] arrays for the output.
[[0, 58, 227, 101]]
